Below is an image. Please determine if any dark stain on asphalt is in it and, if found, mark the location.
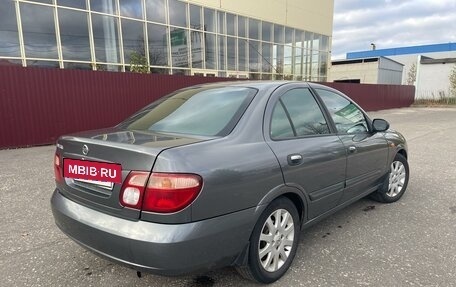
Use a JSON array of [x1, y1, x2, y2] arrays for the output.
[[192, 275, 215, 286], [363, 205, 376, 212], [450, 206, 456, 214]]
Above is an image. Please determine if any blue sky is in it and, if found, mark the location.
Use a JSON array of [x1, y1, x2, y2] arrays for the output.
[[332, 0, 456, 59]]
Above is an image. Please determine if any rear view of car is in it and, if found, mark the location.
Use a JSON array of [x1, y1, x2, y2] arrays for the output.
[[51, 81, 409, 284]]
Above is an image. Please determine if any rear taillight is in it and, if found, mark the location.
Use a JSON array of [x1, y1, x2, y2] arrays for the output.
[[54, 153, 63, 182], [143, 173, 203, 213], [119, 171, 149, 209], [119, 171, 203, 213]]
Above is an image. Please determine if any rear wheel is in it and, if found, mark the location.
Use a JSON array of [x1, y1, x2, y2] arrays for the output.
[[371, 153, 409, 203], [236, 197, 300, 283]]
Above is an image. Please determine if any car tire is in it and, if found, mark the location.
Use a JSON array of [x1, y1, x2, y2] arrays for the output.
[[371, 153, 409, 203], [236, 197, 300, 283]]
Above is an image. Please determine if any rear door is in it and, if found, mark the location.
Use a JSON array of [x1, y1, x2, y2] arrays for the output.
[[264, 84, 347, 219], [313, 87, 389, 202]]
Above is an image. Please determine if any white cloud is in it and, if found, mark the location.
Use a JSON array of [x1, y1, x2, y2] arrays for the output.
[[332, 0, 456, 59]]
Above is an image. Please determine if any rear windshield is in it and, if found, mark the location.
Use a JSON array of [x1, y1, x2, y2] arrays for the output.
[[118, 86, 257, 137]]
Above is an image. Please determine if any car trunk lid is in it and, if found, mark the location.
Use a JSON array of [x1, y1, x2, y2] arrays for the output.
[[55, 128, 209, 220]]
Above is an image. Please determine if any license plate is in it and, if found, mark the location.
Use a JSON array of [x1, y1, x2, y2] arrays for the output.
[[63, 158, 122, 185]]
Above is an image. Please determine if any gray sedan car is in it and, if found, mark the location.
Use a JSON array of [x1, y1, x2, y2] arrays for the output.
[[51, 81, 409, 283]]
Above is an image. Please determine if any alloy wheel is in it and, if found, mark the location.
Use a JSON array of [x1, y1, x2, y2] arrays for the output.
[[387, 160, 407, 197], [258, 209, 295, 272]]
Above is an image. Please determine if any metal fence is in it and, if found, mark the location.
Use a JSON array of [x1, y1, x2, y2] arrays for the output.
[[0, 66, 415, 149]]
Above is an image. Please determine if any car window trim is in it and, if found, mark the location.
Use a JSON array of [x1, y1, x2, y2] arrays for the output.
[[268, 86, 333, 141], [278, 99, 297, 137], [311, 86, 374, 135]]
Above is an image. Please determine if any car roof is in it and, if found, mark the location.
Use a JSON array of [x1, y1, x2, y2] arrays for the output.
[[187, 80, 310, 90]]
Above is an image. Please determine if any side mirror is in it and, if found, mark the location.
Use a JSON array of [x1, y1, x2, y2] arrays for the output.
[[372, 119, 390, 132]]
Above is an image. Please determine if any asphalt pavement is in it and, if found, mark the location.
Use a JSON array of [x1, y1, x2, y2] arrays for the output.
[[1, 107, 455, 287]]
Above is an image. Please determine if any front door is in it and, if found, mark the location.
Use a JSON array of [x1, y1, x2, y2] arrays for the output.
[[265, 84, 347, 219], [314, 88, 389, 202]]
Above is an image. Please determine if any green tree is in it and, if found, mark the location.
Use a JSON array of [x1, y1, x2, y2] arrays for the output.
[[407, 63, 416, 85], [450, 64, 456, 97], [129, 51, 150, 74]]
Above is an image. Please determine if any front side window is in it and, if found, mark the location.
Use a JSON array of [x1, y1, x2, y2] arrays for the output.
[[270, 88, 330, 139], [316, 89, 368, 134], [119, 87, 256, 137]]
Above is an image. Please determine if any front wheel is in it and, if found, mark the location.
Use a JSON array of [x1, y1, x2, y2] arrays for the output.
[[371, 153, 409, 203], [236, 197, 300, 283]]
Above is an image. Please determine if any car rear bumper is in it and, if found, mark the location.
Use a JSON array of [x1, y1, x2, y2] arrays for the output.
[[50, 189, 256, 275]]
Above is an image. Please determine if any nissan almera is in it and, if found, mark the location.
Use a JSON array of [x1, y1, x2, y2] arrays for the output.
[[51, 81, 409, 283]]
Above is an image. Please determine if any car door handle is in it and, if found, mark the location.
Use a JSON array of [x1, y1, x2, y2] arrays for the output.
[[287, 154, 303, 166], [348, 146, 357, 153]]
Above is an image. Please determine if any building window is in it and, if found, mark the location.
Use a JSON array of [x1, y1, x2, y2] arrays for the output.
[[217, 11, 225, 35], [204, 8, 215, 33], [146, 0, 166, 24], [28, 0, 52, 4], [274, 24, 284, 44], [21, 3, 58, 59], [273, 44, 284, 77], [227, 37, 236, 70], [285, 27, 294, 45], [27, 60, 59, 68], [120, 0, 143, 19], [169, 0, 187, 28], [0, 0, 20, 57], [238, 16, 247, 38], [284, 45, 293, 78], [147, 23, 168, 66], [294, 47, 303, 79], [238, 39, 247, 71], [58, 0, 86, 9], [190, 5, 202, 30], [92, 14, 120, 66], [191, 31, 204, 68], [226, 13, 236, 36], [204, 33, 216, 69], [249, 19, 260, 40], [170, 28, 189, 68], [249, 40, 260, 72], [6, 0, 331, 78], [90, 0, 117, 14], [262, 42, 272, 73], [122, 19, 146, 66], [295, 30, 304, 48], [262, 22, 272, 42], [218, 35, 226, 70], [58, 8, 91, 62]]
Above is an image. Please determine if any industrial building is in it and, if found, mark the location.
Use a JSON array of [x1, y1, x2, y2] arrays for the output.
[[329, 56, 403, 85], [343, 43, 456, 99], [0, 0, 333, 81]]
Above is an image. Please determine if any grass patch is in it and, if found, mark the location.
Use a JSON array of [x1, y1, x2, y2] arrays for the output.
[[414, 97, 456, 106]]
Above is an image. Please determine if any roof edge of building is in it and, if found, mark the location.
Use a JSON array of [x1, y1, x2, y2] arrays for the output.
[[346, 42, 456, 59]]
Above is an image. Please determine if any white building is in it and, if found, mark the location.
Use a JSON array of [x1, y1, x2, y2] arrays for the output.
[[329, 56, 403, 84], [344, 43, 456, 99]]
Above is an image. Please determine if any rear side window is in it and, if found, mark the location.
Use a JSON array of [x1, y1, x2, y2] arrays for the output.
[[315, 89, 368, 134], [119, 87, 256, 136], [270, 88, 330, 139]]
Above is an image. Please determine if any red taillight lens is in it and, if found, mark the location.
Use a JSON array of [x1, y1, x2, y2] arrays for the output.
[[142, 173, 202, 213], [119, 171, 150, 209], [54, 153, 63, 182]]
